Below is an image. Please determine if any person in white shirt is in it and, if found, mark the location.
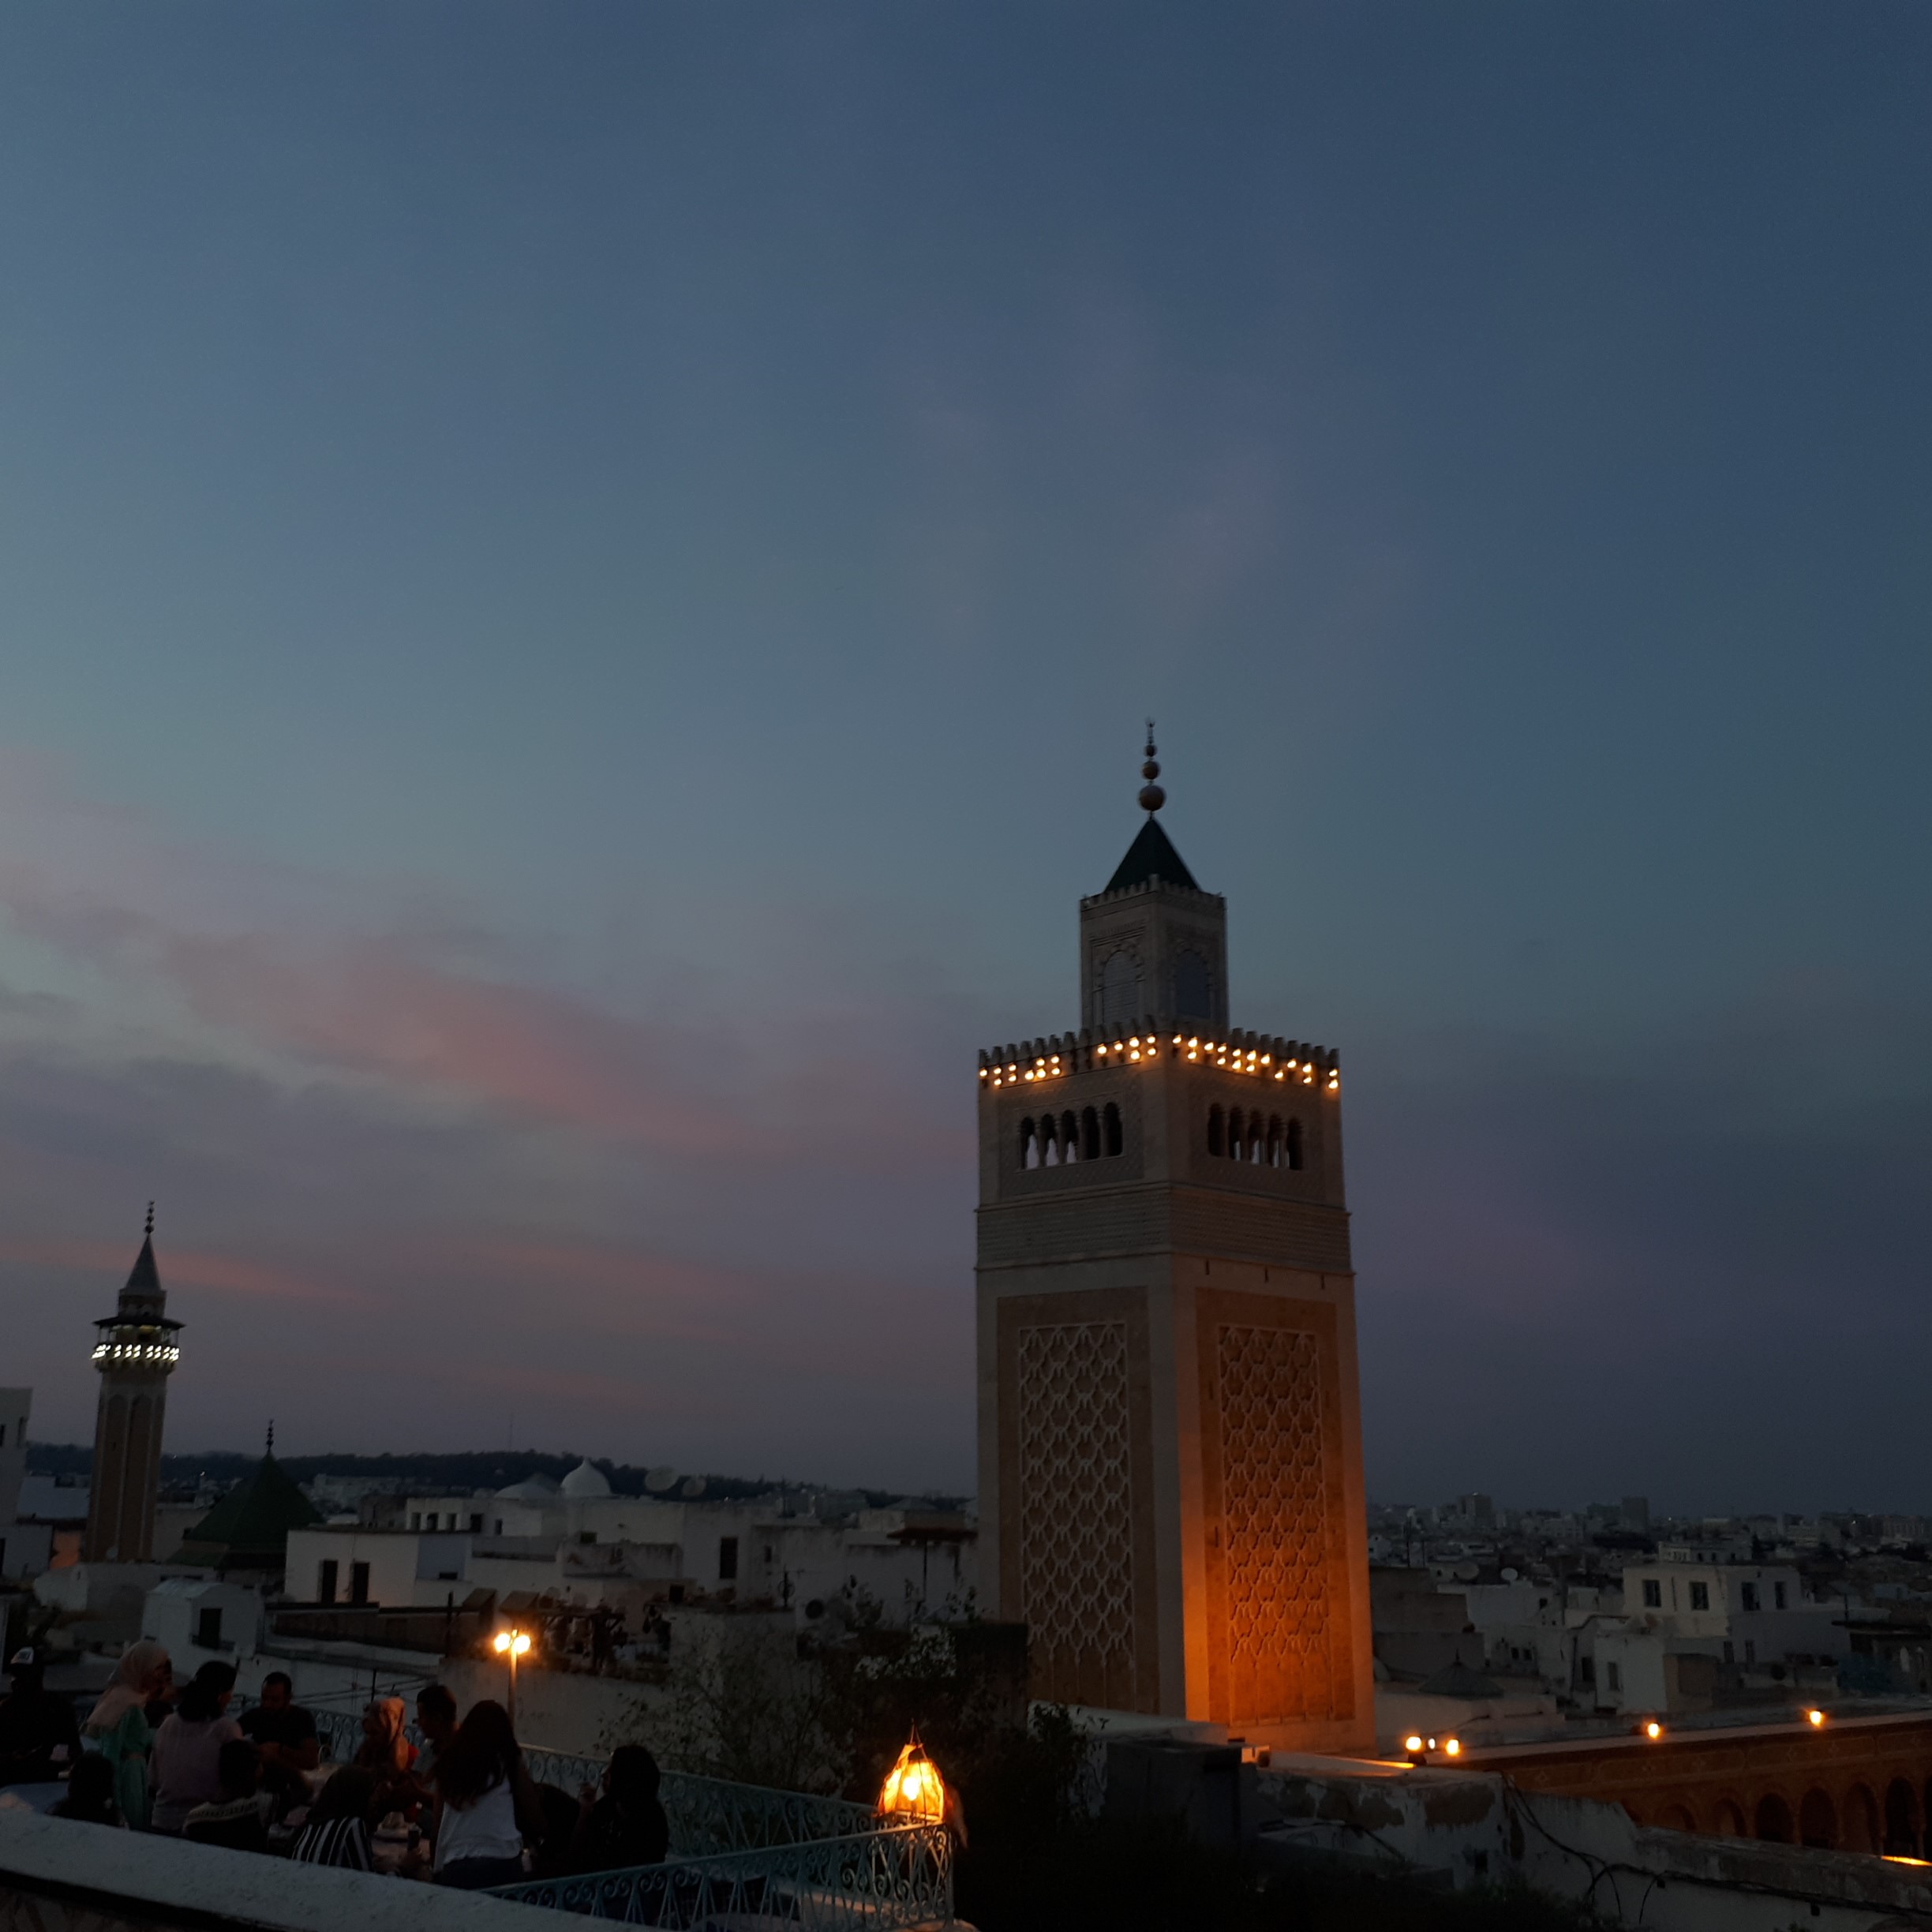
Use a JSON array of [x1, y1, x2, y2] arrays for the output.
[[150, 1663, 242, 1834], [430, 1700, 542, 1889]]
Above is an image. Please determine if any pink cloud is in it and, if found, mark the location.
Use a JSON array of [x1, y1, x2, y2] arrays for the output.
[[0, 1237, 373, 1309], [0, 866, 968, 1174]]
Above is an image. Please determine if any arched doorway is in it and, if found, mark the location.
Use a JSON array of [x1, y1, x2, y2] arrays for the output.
[[1755, 1794, 1795, 1844], [1844, 1784, 1880, 1855], [1657, 1803, 1696, 1833], [1799, 1788, 1837, 1850], [1713, 1799, 1747, 1837], [1885, 1777, 1919, 1856]]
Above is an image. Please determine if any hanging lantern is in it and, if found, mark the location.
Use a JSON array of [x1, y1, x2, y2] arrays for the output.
[[878, 1728, 947, 1825]]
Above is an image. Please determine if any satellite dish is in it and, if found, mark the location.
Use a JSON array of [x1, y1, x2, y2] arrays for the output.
[[1501, 1567, 1520, 1583], [644, 1466, 678, 1493], [680, 1475, 707, 1498]]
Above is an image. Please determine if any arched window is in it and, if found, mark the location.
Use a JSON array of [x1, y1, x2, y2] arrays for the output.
[[1227, 1108, 1245, 1160], [1103, 1103, 1123, 1157], [1020, 1118, 1039, 1170], [1174, 949, 1210, 1021], [1060, 1112, 1079, 1163], [1099, 950, 1140, 1026], [1844, 1784, 1880, 1856], [1042, 1116, 1060, 1166], [1799, 1788, 1837, 1850], [1081, 1107, 1101, 1161], [1885, 1778, 1918, 1856], [1754, 1794, 1793, 1843], [1207, 1106, 1224, 1157], [1286, 1118, 1305, 1170], [1266, 1116, 1282, 1166]]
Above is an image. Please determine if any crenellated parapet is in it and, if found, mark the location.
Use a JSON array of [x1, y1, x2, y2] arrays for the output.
[[1078, 875, 1226, 912], [977, 1020, 1340, 1091]]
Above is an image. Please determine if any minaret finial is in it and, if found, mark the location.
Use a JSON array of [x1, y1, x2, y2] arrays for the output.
[[144, 1201, 155, 1238], [266, 1420, 275, 1456], [1137, 720, 1166, 814]]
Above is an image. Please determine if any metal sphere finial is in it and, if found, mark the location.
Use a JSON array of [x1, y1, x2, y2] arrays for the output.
[[1137, 718, 1165, 812], [144, 1200, 155, 1237]]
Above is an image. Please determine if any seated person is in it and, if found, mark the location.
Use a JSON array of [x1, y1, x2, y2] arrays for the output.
[[290, 1766, 377, 1870], [236, 1673, 317, 1809], [0, 1648, 80, 1787], [151, 1661, 242, 1833], [184, 1740, 273, 1853], [414, 1684, 458, 1782], [530, 1779, 582, 1876], [354, 1696, 420, 1822], [565, 1746, 669, 1874], [50, 1753, 122, 1826]]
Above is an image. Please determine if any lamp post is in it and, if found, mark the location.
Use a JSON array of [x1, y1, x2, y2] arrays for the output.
[[492, 1627, 532, 1725]]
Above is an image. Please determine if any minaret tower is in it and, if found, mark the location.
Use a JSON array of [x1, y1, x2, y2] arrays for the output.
[[974, 736, 1373, 1750], [84, 1205, 183, 1563]]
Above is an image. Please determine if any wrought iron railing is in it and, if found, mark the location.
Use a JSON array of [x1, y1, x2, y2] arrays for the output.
[[485, 1821, 954, 1928], [305, 1708, 886, 1859]]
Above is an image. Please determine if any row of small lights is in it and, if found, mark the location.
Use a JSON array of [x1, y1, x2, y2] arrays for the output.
[[982, 1037, 1340, 1091], [1402, 1706, 1833, 1768], [91, 1341, 181, 1365]]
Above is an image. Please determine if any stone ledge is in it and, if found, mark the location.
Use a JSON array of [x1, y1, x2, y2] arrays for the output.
[[0, 1805, 560, 1931]]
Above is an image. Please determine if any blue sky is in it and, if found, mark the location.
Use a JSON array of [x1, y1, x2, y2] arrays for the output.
[[1, 3, 1926, 1511]]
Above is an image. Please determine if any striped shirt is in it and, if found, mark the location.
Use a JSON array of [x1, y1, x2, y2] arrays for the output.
[[290, 1814, 373, 1870]]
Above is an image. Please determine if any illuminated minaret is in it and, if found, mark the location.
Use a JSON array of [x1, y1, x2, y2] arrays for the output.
[[84, 1206, 183, 1563], [975, 732, 1373, 1749]]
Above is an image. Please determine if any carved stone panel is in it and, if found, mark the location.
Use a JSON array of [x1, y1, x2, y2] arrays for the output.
[[1196, 1291, 1354, 1727], [998, 1290, 1159, 1712]]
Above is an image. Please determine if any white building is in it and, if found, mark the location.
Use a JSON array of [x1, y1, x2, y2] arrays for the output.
[[1619, 1561, 1843, 1669], [1587, 1562, 1848, 1713], [285, 1462, 975, 1633], [141, 1577, 264, 1669]]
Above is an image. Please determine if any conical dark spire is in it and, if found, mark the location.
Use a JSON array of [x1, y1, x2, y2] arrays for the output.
[[1105, 817, 1200, 893], [123, 1235, 161, 1299]]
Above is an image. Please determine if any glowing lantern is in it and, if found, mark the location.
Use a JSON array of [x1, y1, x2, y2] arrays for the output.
[[878, 1730, 947, 1826]]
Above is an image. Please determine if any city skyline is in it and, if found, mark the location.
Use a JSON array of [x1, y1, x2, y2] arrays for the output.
[[1, 6, 1927, 1511]]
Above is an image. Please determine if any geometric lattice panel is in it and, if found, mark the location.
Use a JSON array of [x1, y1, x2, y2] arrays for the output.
[[1217, 1324, 1330, 1720], [1017, 1322, 1136, 1701]]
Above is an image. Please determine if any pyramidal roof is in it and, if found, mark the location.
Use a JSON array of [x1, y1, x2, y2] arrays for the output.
[[176, 1452, 322, 1569], [123, 1235, 162, 1298], [1104, 817, 1200, 894]]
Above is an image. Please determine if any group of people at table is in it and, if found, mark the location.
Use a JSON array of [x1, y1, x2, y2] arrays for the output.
[[1, 1642, 670, 1890]]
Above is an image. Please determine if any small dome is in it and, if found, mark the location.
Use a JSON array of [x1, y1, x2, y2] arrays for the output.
[[493, 1474, 561, 1503], [560, 1458, 611, 1499]]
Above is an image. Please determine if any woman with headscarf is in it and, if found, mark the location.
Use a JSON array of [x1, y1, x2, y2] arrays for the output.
[[353, 1696, 418, 1821], [82, 1641, 170, 1830]]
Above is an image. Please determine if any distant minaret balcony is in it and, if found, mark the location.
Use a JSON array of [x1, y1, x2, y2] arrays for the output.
[[91, 1319, 183, 1370]]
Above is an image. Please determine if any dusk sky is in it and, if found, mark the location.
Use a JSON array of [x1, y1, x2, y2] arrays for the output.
[[2, 6, 1926, 1514]]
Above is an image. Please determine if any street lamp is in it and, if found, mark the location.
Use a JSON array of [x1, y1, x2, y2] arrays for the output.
[[493, 1627, 532, 1724]]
